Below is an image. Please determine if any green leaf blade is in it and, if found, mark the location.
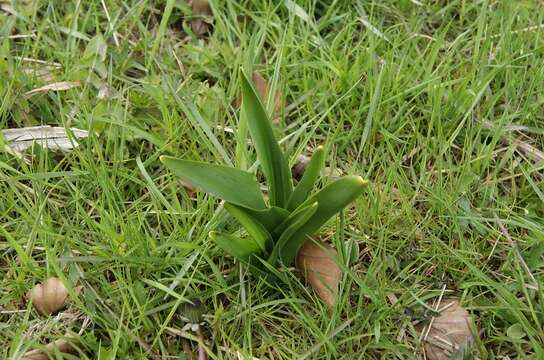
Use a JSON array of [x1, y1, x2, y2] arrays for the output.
[[280, 176, 368, 266], [240, 70, 292, 207], [242, 206, 290, 233], [287, 146, 325, 211], [209, 231, 261, 264], [268, 201, 319, 266], [224, 203, 272, 253], [160, 156, 266, 210]]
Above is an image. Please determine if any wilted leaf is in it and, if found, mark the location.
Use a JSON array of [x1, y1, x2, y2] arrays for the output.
[[22, 337, 79, 360], [2, 125, 89, 153], [416, 299, 477, 360], [23, 81, 81, 98], [191, 0, 212, 36], [295, 239, 341, 307], [27, 277, 69, 316]]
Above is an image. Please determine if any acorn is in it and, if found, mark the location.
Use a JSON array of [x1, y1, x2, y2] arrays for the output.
[[27, 277, 69, 316]]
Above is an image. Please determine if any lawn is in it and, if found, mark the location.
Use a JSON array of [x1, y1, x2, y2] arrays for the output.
[[1, 0, 543, 359]]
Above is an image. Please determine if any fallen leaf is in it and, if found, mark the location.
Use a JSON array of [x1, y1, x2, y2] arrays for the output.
[[2, 125, 89, 153], [22, 337, 79, 360], [27, 277, 69, 316], [191, 0, 212, 36], [296, 239, 341, 307], [24, 81, 81, 98], [416, 299, 477, 360]]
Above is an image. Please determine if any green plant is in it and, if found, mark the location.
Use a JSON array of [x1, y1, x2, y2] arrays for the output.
[[161, 70, 368, 275]]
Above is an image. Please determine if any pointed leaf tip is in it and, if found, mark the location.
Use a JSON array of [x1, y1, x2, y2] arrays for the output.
[[161, 157, 266, 209], [240, 70, 292, 207]]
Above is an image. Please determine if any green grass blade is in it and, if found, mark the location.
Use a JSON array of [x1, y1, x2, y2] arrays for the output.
[[268, 202, 318, 266], [287, 145, 325, 211], [242, 206, 290, 233], [209, 231, 261, 264], [225, 203, 272, 253], [280, 176, 368, 266], [240, 70, 292, 207], [160, 156, 266, 210]]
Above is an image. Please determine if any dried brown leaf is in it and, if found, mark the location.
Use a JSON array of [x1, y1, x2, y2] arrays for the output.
[[27, 277, 69, 316], [24, 81, 81, 98], [191, 0, 212, 36], [296, 239, 341, 307], [416, 299, 476, 360], [22, 338, 78, 360]]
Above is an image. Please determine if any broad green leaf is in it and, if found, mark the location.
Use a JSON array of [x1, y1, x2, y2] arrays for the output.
[[268, 202, 318, 266], [210, 232, 270, 278], [271, 200, 317, 238], [160, 156, 266, 210], [225, 203, 272, 253], [287, 146, 325, 211], [242, 206, 290, 233], [209, 231, 261, 263], [240, 70, 292, 207], [280, 176, 368, 266]]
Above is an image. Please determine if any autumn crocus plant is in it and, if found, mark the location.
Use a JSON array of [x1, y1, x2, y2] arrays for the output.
[[161, 71, 368, 277]]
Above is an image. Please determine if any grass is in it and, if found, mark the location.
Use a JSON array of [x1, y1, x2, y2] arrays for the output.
[[1, 0, 543, 358]]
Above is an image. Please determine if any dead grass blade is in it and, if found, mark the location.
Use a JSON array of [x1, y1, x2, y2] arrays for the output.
[[24, 81, 81, 98]]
